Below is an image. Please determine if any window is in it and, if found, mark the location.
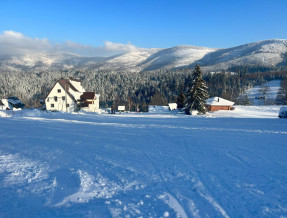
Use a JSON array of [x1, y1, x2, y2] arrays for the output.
[[54, 96, 57, 102], [66, 104, 69, 107], [62, 96, 66, 101], [51, 104, 54, 108], [57, 89, 61, 93]]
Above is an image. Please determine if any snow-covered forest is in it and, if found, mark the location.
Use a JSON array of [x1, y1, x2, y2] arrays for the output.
[[1, 67, 287, 109]]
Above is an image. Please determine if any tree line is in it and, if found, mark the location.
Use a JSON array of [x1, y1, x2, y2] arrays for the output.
[[0, 67, 287, 111]]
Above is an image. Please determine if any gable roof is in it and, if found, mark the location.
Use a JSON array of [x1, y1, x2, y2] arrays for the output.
[[46, 78, 82, 102], [206, 97, 234, 106], [57, 79, 78, 101]]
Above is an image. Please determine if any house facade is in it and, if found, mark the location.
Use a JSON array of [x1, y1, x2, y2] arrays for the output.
[[1, 97, 25, 110], [45, 78, 100, 112], [206, 97, 234, 111]]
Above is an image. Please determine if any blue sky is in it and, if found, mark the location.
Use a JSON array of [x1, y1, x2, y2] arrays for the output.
[[0, 0, 286, 56]]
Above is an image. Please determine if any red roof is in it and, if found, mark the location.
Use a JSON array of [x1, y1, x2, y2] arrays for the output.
[[80, 92, 95, 101]]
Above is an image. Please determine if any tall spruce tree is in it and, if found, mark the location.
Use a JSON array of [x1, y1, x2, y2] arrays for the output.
[[177, 90, 185, 109], [184, 65, 209, 114]]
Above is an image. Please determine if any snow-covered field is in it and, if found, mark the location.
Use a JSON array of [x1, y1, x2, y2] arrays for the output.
[[0, 107, 287, 217], [245, 80, 281, 106]]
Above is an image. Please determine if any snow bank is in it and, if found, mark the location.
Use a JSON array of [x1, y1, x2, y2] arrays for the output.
[[0, 111, 11, 117], [207, 106, 281, 118], [148, 106, 170, 113]]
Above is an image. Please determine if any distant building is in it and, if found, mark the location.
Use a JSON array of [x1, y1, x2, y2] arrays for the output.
[[148, 105, 170, 113], [168, 103, 177, 110], [1, 97, 25, 110], [118, 106, 125, 112], [0, 100, 5, 110], [45, 78, 100, 112], [206, 97, 234, 111], [80, 92, 100, 112]]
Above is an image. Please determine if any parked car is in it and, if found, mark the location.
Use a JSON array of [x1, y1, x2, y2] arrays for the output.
[[278, 107, 287, 118]]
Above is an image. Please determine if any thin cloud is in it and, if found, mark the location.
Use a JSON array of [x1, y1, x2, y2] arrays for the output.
[[0, 31, 139, 57]]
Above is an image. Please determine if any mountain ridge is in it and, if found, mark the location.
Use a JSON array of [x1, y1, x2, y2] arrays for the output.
[[0, 39, 286, 72]]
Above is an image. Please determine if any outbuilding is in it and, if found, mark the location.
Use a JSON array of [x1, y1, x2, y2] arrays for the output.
[[1, 97, 25, 110], [206, 97, 234, 111]]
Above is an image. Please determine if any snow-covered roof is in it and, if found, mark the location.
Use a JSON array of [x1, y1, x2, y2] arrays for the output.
[[1, 97, 25, 109], [148, 105, 170, 113], [206, 97, 234, 106]]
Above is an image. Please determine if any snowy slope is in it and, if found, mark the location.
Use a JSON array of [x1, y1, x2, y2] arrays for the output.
[[138, 45, 217, 71], [0, 109, 287, 217], [242, 80, 281, 105], [98, 48, 162, 72], [198, 39, 287, 71], [0, 39, 286, 72]]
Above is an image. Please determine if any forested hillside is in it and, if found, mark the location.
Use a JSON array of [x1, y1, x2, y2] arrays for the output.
[[1, 67, 287, 111]]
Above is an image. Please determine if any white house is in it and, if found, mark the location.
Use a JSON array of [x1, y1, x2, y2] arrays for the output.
[[1, 97, 25, 110], [45, 78, 100, 112]]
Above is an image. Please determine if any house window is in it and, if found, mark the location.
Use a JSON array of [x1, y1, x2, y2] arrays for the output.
[[66, 104, 69, 107], [62, 96, 66, 101], [58, 89, 61, 93], [54, 96, 57, 102], [51, 104, 54, 108]]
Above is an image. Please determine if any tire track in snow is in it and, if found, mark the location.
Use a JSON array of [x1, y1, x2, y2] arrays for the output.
[[143, 152, 189, 218], [179, 137, 230, 218]]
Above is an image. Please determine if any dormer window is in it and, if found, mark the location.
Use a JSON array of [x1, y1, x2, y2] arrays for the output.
[[58, 89, 61, 93]]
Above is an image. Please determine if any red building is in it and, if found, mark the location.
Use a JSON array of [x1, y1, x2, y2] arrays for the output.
[[206, 97, 234, 111]]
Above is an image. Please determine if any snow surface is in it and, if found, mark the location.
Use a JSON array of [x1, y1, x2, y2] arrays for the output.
[[244, 80, 281, 105], [0, 108, 287, 217]]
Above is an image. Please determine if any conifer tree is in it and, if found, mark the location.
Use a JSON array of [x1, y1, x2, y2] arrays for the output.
[[184, 65, 209, 114], [177, 90, 185, 109]]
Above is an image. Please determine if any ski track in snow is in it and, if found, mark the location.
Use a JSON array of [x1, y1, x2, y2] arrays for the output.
[[158, 192, 188, 218], [55, 169, 136, 206], [22, 116, 287, 135], [0, 108, 287, 217]]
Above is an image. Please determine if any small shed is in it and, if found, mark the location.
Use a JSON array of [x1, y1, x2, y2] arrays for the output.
[[168, 103, 177, 110], [206, 97, 234, 111], [1, 97, 25, 110]]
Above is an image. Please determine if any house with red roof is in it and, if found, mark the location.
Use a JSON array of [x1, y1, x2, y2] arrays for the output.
[[205, 97, 234, 111]]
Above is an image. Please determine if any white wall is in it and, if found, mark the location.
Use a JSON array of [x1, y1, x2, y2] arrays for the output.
[[45, 83, 77, 112], [81, 98, 100, 112]]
